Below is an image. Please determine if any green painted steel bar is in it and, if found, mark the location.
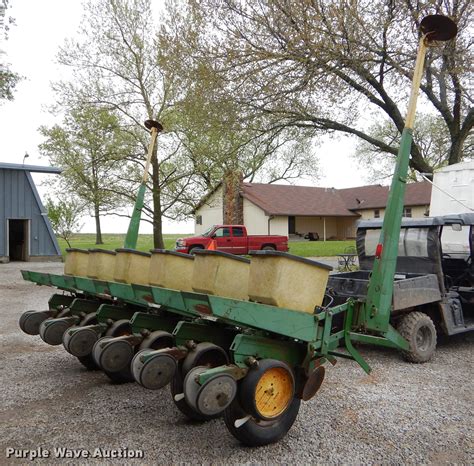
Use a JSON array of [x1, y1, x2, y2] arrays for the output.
[[96, 303, 137, 323], [130, 311, 179, 334], [124, 183, 147, 249], [204, 294, 335, 342], [363, 18, 457, 342], [230, 333, 306, 368], [363, 34, 429, 339], [123, 120, 162, 249], [48, 293, 75, 310], [173, 320, 237, 348], [133, 284, 197, 318]]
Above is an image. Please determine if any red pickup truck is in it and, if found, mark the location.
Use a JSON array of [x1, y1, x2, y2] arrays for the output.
[[175, 225, 289, 255]]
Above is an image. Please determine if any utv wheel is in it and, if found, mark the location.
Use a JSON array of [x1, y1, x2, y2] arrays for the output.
[[397, 311, 437, 363]]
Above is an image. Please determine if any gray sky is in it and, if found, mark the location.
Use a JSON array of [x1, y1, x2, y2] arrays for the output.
[[0, 0, 370, 234]]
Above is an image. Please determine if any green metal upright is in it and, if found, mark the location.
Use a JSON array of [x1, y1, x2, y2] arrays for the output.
[[124, 120, 163, 249], [362, 16, 458, 345]]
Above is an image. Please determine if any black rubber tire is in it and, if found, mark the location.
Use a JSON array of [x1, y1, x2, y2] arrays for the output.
[[105, 319, 132, 337], [104, 368, 135, 384], [397, 311, 437, 363], [188, 246, 204, 255], [77, 354, 99, 371], [181, 342, 228, 375], [262, 245, 276, 251], [80, 312, 98, 326], [223, 396, 301, 447], [19, 310, 35, 333], [171, 342, 229, 421], [139, 330, 174, 351]]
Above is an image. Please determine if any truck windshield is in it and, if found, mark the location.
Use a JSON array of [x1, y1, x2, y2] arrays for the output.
[[202, 226, 216, 237]]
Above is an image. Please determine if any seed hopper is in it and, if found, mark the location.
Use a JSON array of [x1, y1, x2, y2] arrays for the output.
[[18, 16, 458, 446]]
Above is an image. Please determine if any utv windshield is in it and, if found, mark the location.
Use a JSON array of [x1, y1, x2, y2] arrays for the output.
[[357, 225, 442, 276]]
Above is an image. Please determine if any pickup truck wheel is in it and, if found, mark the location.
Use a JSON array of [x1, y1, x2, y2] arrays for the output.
[[189, 246, 204, 255], [262, 246, 276, 251], [397, 312, 437, 363]]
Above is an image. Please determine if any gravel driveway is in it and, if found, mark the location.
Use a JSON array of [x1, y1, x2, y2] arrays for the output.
[[0, 262, 472, 464]]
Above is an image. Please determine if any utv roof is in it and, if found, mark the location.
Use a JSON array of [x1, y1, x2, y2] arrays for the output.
[[358, 213, 474, 229]]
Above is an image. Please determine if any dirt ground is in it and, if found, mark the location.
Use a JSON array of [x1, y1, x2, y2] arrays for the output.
[[0, 262, 472, 464]]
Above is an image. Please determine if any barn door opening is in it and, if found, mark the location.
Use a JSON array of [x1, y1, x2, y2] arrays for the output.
[[8, 219, 29, 261]]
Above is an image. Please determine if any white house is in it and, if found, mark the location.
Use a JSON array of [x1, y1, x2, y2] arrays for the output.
[[194, 181, 432, 240]]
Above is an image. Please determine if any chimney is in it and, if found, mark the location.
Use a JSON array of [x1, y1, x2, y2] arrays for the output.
[[223, 170, 244, 224]]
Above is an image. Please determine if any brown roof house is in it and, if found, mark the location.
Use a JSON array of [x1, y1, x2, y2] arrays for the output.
[[194, 180, 432, 240]]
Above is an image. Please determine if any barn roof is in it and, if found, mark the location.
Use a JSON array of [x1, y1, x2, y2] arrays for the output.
[[0, 162, 62, 174]]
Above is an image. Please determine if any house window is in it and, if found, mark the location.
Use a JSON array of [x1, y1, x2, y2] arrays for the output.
[[403, 207, 412, 218], [374, 209, 380, 218], [196, 215, 202, 225]]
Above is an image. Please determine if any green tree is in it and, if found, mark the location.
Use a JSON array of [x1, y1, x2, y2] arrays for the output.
[[54, 0, 184, 249], [0, 0, 21, 102], [356, 114, 474, 182], [182, 0, 472, 178], [45, 196, 84, 248], [40, 106, 134, 244], [159, 2, 320, 206]]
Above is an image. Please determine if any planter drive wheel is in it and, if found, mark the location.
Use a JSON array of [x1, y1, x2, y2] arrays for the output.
[[397, 311, 437, 363], [170, 342, 228, 422], [223, 359, 300, 447]]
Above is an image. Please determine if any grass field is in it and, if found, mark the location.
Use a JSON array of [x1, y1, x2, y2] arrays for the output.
[[58, 234, 355, 258]]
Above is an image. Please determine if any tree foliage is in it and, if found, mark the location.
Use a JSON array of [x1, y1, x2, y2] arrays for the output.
[[45, 196, 84, 248], [183, 0, 472, 177], [40, 106, 134, 244], [0, 0, 21, 102], [356, 113, 474, 182], [51, 0, 320, 244]]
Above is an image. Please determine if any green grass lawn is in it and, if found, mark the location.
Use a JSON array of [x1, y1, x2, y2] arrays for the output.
[[58, 234, 355, 258]]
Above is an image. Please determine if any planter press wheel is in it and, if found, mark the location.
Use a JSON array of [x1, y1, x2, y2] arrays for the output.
[[131, 331, 175, 389], [223, 359, 301, 447], [93, 319, 134, 383], [20, 310, 51, 336], [170, 342, 229, 421], [73, 312, 100, 371]]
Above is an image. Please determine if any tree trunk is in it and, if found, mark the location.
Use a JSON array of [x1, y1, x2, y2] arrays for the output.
[[151, 147, 165, 249], [94, 204, 103, 245], [448, 136, 464, 166]]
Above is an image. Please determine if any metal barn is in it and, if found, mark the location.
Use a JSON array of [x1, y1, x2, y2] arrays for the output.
[[0, 163, 62, 263]]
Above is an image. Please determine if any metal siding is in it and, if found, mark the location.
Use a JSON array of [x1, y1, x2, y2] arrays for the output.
[[0, 170, 4, 255], [0, 168, 61, 258]]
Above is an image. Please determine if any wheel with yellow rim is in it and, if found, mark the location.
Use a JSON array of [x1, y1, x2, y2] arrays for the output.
[[224, 359, 301, 446]]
